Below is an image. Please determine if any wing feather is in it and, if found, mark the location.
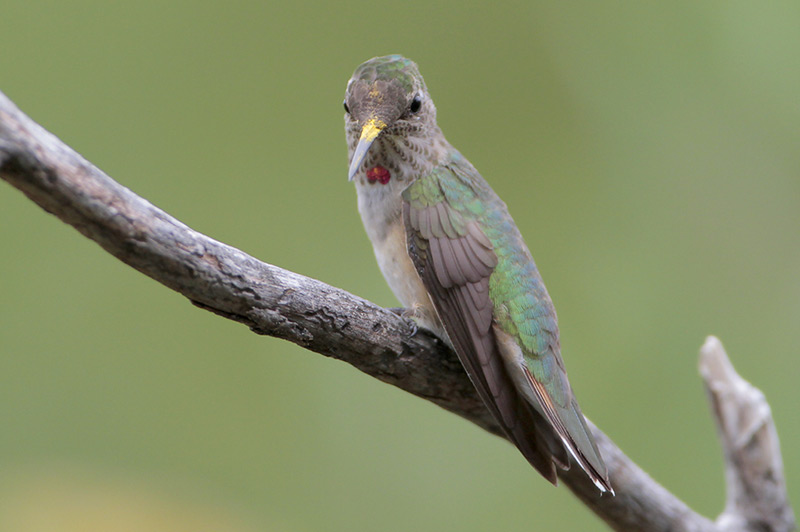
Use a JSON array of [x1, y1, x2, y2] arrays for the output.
[[524, 367, 609, 492], [436, 202, 459, 239]]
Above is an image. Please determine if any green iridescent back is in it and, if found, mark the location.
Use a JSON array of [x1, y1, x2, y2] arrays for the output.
[[405, 152, 562, 387]]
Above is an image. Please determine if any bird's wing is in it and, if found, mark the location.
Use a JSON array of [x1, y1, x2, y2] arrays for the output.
[[402, 160, 611, 493], [401, 164, 569, 484]]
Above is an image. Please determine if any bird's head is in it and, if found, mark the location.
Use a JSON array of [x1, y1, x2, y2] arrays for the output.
[[344, 55, 437, 181]]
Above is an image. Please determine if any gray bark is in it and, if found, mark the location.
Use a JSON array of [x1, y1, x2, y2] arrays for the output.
[[0, 90, 793, 532]]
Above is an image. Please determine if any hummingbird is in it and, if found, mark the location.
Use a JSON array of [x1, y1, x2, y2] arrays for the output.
[[344, 55, 612, 494]]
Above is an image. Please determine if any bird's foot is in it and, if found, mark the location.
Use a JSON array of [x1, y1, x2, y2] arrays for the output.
[[387, 307, 420, 337]]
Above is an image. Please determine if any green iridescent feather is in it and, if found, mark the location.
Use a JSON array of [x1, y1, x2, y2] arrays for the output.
[[403, 153, 565, 399]]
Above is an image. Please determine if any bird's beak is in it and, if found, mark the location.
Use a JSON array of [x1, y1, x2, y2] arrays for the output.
[[348, 117, 386, 181]]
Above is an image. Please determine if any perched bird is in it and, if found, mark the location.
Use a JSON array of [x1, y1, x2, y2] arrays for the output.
[[344, 55, 612, 494]]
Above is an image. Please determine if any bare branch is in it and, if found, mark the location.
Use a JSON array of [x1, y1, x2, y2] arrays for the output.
[[1, 90, 793, 532], [700, 337, 795, 532]]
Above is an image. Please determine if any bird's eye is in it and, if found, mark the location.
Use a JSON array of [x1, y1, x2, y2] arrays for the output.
[[343, 100, 350, 114], [409, 95, 422, 114]]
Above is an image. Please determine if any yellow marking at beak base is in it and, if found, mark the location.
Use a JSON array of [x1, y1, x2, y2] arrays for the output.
[[360, 118, 386, 142]]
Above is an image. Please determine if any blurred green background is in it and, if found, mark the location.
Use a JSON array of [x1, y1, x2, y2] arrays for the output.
[[1, 1, 798, 530]]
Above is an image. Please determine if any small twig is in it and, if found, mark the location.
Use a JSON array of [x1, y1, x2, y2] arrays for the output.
[[1, 89, 793, 531]]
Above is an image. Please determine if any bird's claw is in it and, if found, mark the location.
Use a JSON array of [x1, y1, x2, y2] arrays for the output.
[[387, 307, 419, 337]]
